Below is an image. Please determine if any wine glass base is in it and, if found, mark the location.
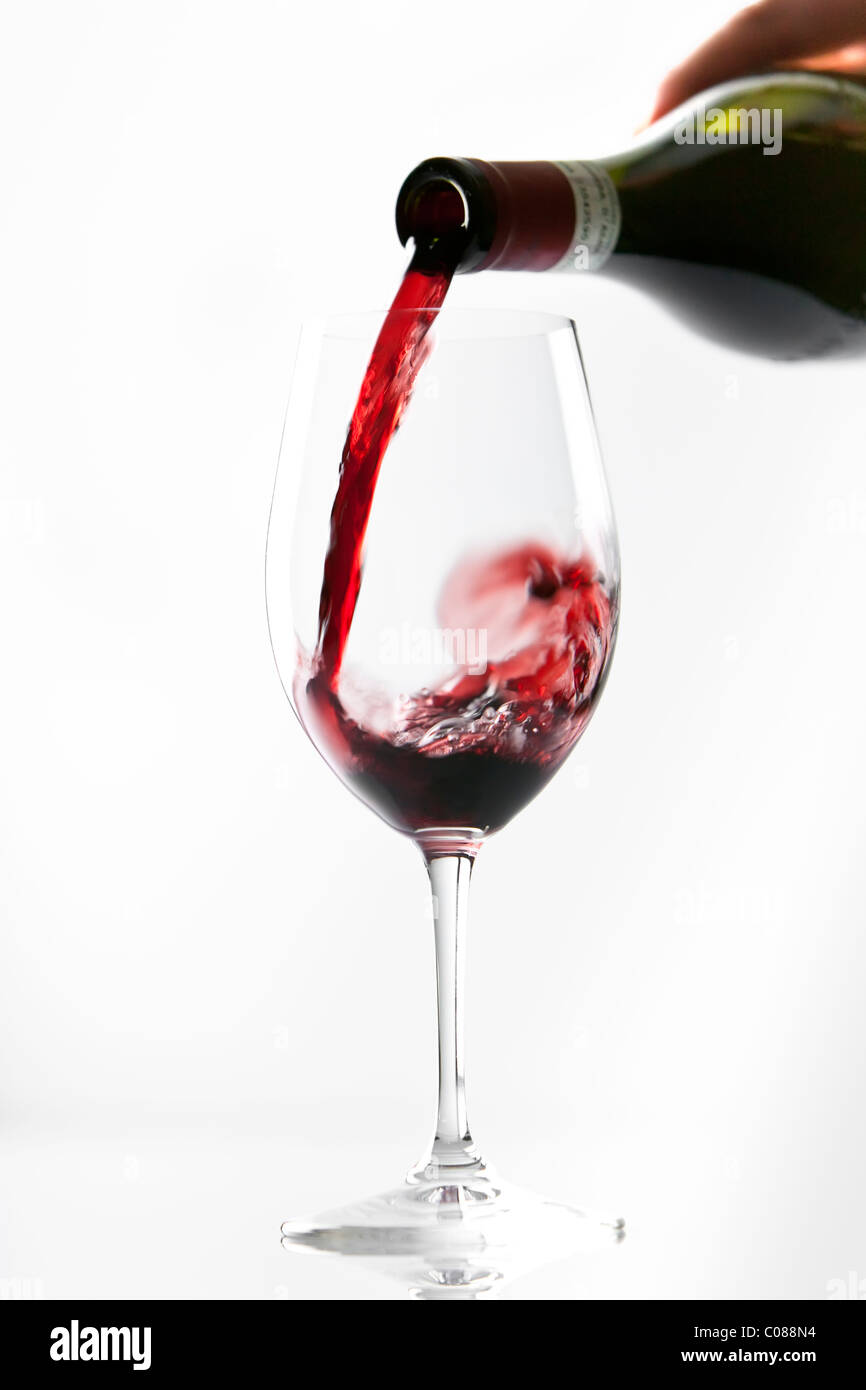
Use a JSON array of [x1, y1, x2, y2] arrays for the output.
[[281, 1167, 624, 1296]]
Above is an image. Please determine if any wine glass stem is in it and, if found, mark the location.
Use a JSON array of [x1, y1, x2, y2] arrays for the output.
[[423, 851, 483, 1174]]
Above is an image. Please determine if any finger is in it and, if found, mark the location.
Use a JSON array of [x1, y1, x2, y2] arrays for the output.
[[785, 40, 866, 73]]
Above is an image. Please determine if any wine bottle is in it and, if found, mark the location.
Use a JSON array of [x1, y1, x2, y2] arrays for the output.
[[396, 71, 866, 359]]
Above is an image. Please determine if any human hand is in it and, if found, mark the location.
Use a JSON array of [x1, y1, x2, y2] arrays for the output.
[[648, 0, 866, 123]]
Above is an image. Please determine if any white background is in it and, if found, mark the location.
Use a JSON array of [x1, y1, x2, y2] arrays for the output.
[[1, 0, 865, 1300]]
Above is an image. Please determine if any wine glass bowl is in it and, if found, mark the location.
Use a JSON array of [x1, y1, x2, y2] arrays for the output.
[[268, 309, 619, 847], [267, 305, 623, 1269]]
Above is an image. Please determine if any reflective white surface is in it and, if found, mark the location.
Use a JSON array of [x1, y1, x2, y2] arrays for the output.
[[1, 1097, 863, 1300]]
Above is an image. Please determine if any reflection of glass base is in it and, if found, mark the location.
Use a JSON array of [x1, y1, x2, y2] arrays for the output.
[[281, 1165, 624, 1299]]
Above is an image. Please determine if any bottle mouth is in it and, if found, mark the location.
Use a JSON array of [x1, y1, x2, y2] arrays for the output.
[[395, 157, 496, 272], [401, 176, 468, 242]]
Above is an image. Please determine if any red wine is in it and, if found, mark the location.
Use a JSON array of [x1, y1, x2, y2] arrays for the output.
[[298, 543, 615, 836], [295, 240, 616, 837], [316, 257, 453, 680], [396, 72, 866, 359]]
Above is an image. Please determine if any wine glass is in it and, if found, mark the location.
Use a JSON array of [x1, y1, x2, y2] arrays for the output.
[[267, 306, 622, 1271]]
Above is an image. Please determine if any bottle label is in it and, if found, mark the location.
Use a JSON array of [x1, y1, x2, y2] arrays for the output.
[[553, 161, 621, 271]]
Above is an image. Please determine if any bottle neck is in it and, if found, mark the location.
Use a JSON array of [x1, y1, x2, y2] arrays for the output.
[[469, 159, 582, 271], [396, 157, 622, 274]]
